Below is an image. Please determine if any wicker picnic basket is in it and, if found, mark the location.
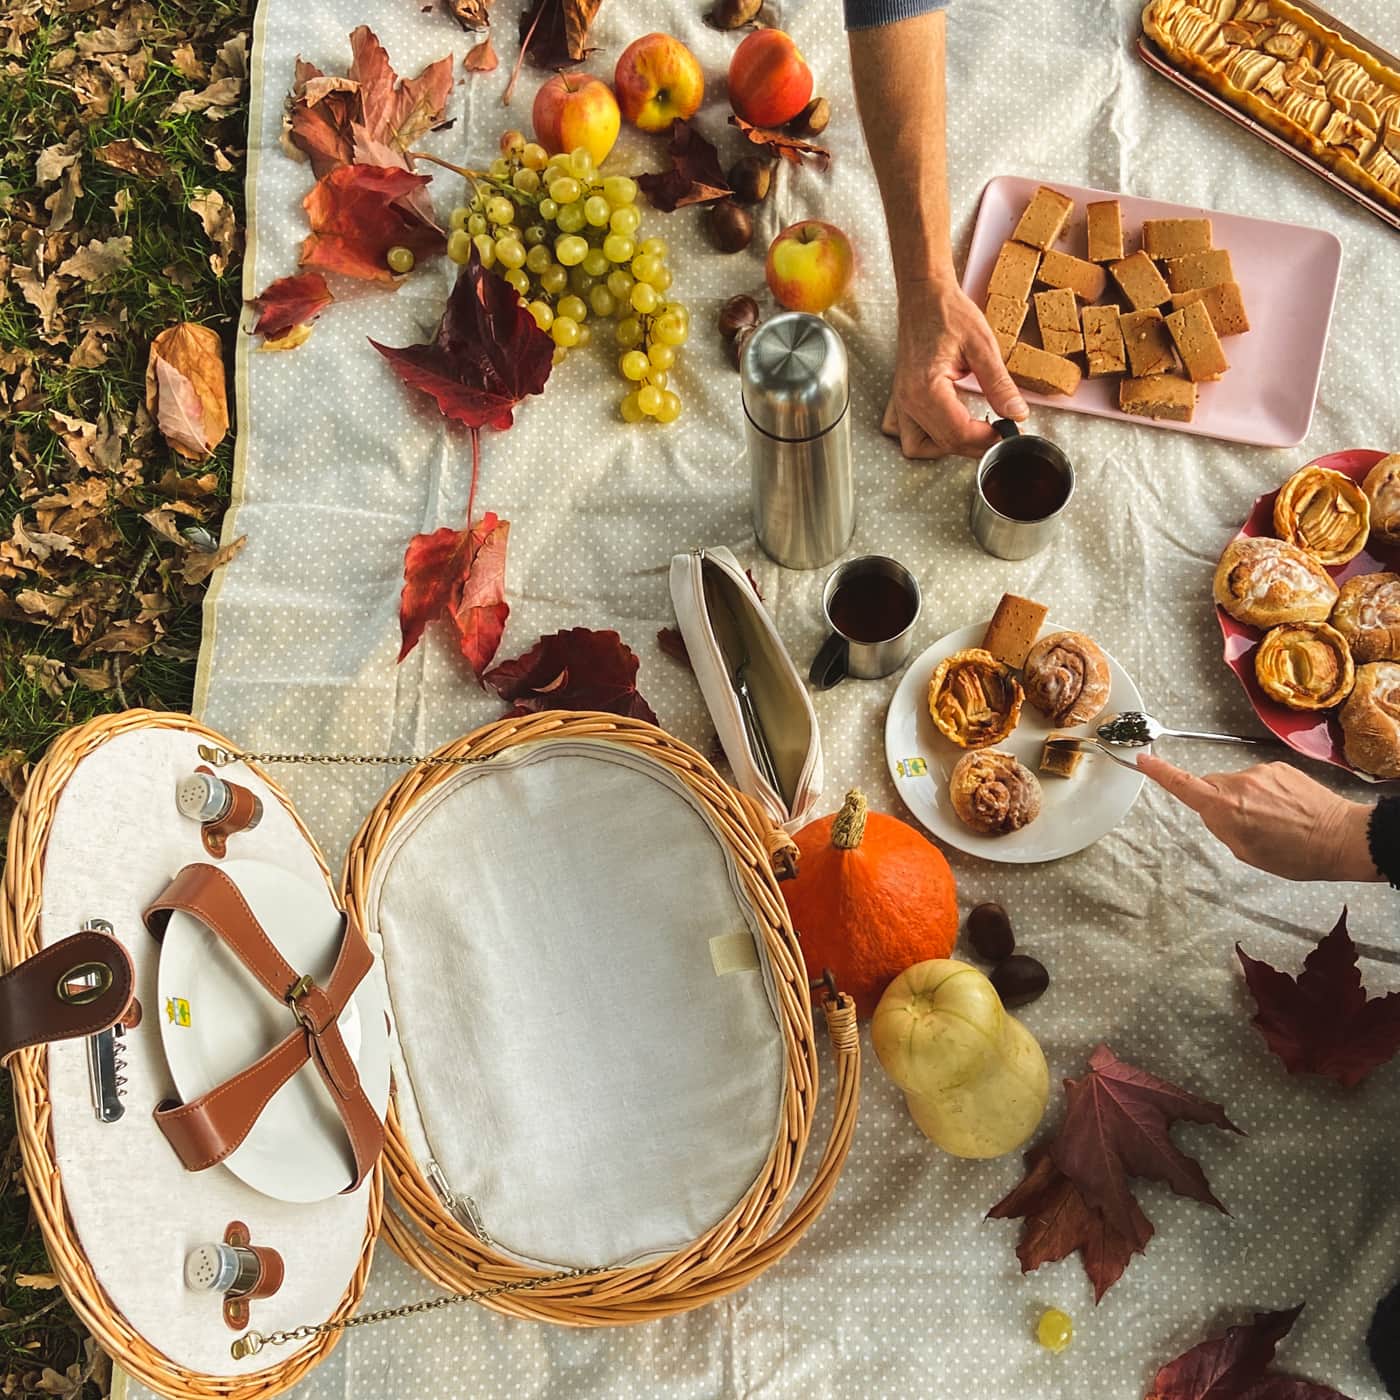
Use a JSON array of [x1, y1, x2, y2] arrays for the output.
[[1, 707, 859, 1396]]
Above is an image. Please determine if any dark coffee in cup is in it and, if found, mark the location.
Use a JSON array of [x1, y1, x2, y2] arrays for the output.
[[979, 444, 1072, 522], [827, 572, 918, 645]]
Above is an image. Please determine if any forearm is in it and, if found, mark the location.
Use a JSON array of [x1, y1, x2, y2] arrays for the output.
[[848, 10, 954, 293]]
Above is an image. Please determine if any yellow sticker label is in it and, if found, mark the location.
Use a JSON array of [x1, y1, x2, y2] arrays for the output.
[[896, 757, 928, 778], [165, 996, 191, 1027]]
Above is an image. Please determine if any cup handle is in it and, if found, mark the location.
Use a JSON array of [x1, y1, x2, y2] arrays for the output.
[[990, 417, 1021, 440], [809, 632, 848, 690]]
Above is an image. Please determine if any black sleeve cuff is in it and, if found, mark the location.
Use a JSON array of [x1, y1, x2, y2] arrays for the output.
[[1367, 797, 1400, 890]]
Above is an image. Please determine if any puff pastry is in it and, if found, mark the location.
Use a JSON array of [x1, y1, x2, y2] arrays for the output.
[[1340, 661, 1400, 779], [949, 751, 1043, 835], [1253, 622, 1354, 710], [1022, 631, 1113, 726], [1213, 537, 1339, 627], [1363, 454, 1400, 547], [1331, 572, 1400, 662], [1272, 465, 1370, 566], [928, 649, 1024, 749]]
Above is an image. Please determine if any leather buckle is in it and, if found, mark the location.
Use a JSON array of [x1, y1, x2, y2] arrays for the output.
[[285, 973, 316, 1029]]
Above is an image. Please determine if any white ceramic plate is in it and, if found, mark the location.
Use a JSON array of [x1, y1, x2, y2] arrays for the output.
[[884, 621, 1146, 864], [156, 858, 391, 1203]]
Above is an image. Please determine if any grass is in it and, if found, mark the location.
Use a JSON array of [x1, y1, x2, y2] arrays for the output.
[[0, 0, 250, 1389]]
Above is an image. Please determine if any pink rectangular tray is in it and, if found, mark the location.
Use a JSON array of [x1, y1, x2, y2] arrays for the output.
[[956, 174, 1342, 448]]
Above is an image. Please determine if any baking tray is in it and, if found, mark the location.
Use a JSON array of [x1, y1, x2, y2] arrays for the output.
[[1136, 1, 1400, 233]]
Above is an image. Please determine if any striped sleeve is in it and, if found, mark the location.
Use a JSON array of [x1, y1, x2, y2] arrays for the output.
[[844, 0, 949, 30]]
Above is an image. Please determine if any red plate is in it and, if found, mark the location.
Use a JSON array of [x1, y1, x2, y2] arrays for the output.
[[1217, 448, 1395, 783]]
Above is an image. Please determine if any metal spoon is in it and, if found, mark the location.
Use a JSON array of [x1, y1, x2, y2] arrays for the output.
[[1096, 710, 1276, 749]]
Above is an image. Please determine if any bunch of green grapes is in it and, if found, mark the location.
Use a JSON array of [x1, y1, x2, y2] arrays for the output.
[[446, 131, 689, 425]]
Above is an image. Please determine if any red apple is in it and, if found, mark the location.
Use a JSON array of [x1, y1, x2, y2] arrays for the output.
[[613, 33, 704, 132], [765, 221, 854, 313], [728, 29, 813, 128], [531, 72, 620, 166]]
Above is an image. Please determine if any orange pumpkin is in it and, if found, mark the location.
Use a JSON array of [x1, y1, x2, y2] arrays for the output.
[[783, 789, 958, 1018]]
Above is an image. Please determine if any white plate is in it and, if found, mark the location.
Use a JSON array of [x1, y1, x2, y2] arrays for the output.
[[156, 858, 391, 1203], [884, 621, 1146, 864]]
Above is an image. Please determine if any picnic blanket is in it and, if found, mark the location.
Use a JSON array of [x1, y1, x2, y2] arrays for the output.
[[124, 0, 1400, 1394]]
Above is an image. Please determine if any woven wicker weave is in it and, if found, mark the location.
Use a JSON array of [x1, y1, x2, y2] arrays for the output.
[[2, 707, 859, 1391]]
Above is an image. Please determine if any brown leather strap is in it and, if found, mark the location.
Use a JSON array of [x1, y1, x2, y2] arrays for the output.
[[197, 768, 260, 858], [144, 864, 383, 1192], [0, 930, 136, 1065]]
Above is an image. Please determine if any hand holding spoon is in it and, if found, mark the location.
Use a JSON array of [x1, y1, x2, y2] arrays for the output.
[[1096, 710, 1277, 749]]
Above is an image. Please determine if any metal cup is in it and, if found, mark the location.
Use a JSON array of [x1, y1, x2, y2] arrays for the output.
[[809, 555, 921, 690], [969, 420, 1075, 560]]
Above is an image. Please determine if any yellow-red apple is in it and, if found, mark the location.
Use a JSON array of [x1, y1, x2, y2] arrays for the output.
[[728, 29, 813, 128], [613, 33, 704, 132], [765, 221, 854, 313], [531, 73, 620, 166]]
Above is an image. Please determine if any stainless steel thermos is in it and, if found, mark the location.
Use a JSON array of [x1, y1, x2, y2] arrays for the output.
[[742, 313, 853, 571]]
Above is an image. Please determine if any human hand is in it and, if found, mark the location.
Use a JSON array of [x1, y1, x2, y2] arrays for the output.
[[1137, 755, 1380, 883], [882, 278, 1028, 459]]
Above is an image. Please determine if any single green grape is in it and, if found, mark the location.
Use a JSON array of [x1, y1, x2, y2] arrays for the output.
[[606, 269, 635, 300], [581, 248, 610, 278], [521, 143, 548, 171], [538, 197, 559, 222], [637, 384, 664, 416], [489, 157, 511, 180], [551, 315, 581, 347], [639, 237, 668, 259], [630, 282, 660, 314], [620, 350, 650, 381], [555, 203, 586, 235], [575, 321, 591, 347], [656, 389, 682, 424], [651, 265, 672, 292], [386, 245, 415, 274], [472, 233, 496, 268], [568, 266, 596, 296], [467, 213, 488, 237], [548, 175, 582, 205], [512, 168, 541, 196], [555, 234, 589, 266], [504, 266, 530, 295], [648, 369, 668, 389], [589, 285, 617, 318], [603, 233, 636, 264], [525, 244, 552, 275], [523, 225, 548, 248], [620, 392, 644, 424], [568, 147, 594, 179], [540, 264, 568, 295], [448, 206, 471, 232], [647, 342, 675, 370], [583, 195, 611, 227], [486, 195, 515, 225], [653, 311, 688, 346], [1036, 1309, 1073, 1354], [495, 238, 526, 270], [547, 152, 571, 170], [631, 253, 663, 286], [602, 175, 637, 207], [447, 229, 473, 265], [557, 294, 588, 323], [609, 205, 641, 238], [528, 300, 554, 330], [615, 315, 644, 348]]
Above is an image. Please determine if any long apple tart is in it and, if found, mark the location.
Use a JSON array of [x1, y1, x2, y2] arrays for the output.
[[1142, 0, 1400, 216]]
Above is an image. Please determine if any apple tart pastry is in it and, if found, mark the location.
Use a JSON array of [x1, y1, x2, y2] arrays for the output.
[[1331, 572, 1400, 662], [949, 751, 1043, 835], [1022, 631, 1112, 726], [1254, 621, 1354, 710], [1213, 537, 1339, 627], [1340, 661, 1400, 779], [1272, 465, 1370, 566], [1363, 454, 1400, 547], [928, 649, 1024, 749]]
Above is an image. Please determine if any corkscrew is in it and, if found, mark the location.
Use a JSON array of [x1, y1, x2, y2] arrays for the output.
[[80, 918, 132, 1123]]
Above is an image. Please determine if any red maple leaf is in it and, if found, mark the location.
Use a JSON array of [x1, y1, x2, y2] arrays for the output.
[[484, 629, 659, 724], [1052, 1044, 1242, 1242], [290, 27, 454, 179], [247, 272, 334, 340], [300, 164, 445, 284], [637, 120, 732, 212], [729, 115, 832, 171], [1238, 910, 1400, 1088], [398, 512, 509, 674], [986, 1148, 1152, 1303], [1144, 1306, 1353, 1400]]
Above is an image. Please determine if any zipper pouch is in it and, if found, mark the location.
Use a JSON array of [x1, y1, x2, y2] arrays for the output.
[[669, 547, 823, 832]]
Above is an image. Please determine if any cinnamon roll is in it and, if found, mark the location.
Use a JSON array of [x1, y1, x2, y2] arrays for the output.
[[1340, 662, 1400, 779], [927, 649, 1024, 749], [1022, 631, 1112, 726], [1272, 465, 1370, 566], [1363, 454, 1400, 547], [1253, 622, 1354, 710], [1213, 537, 1339, 628], [949, 751, 1042, 835], [1331, 572, 1400, 662]]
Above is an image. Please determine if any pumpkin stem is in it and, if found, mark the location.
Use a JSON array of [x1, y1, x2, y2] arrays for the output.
[[831, 790, 868, 849]]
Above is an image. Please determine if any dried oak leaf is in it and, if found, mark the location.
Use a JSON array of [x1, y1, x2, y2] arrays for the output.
[[1237, 909, 1400, 1088], [290, 26, 453, 179], [145, 324, 229, 460], [484, 628, 659, 724], [1144, 1305, 1352, 1400], [398, 513, 510, 672], [985, 1148, 1152, 1303], [448, 0, 494, 29], [638, 119, 732, 212], [300, 164, 445, 283], [517, 0, 603, 70], [248, 272, 334, 340], [465, 35, 499, 72], [729, 115, 832, 170]]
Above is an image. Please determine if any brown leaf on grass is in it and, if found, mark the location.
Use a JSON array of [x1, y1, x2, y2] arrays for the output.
[[81, 620, 157, 656], [13, 266, 63, 338], [156, 468, 220, 501], [167, 75, 242, 118], [22, 655, 71, 702], [729, 115, 832, 170], [213, 33, 249, 82], [69, 328, 109, 367], [638, 120, 732, 211], [465, 35, 498, 71], [35, 144, 79, 186], [56, 235, 132, 282], [0, 751, 29, 803], [188, 189, 238, 275], [13, 1273, 58, 1290], [70, 665, 115, 692], [44, 161, 82, 231], [170, 42, 205, 80], [94, 138, 171, 179], [9, 515, 78, 564], [145, 324, 229, 459], [178, 533, 246, 585]]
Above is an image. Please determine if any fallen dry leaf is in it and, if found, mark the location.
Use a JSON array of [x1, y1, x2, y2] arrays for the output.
[[45, 161, 82, 231], [145, 323, 229, 460], [0, 751, 29, 803], [516, 0, 603, 70], [729, 115, 832, 170], [93, 138, 171, 179], [178, 533, 246, 585], [448, 0, 493, 27], [248, 272, 333, 340], [484, 628, 659, 724], [300, 164, 445, 283], [69, 328, 109, 367], [262, 324, 314, 351], [638, 120, 732, 211], [167, 75, 242, 118], [188, 189, 238, 276], [56, 235, 132, 283], [465, 35, 498, 71], [14, 1273, 58, 1291], [13, 266, 64, 340], [398, 513, 510, 671], [35, 143, 79, 186]]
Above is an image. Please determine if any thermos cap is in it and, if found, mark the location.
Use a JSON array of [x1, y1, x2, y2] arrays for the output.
[[741, 313, 849, 442]]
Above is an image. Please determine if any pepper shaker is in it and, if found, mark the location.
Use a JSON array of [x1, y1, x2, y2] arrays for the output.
[[742, 313, 853, 571]]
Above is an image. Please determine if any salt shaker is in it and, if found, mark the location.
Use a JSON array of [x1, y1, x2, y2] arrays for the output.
[[742, 313, 853, 571]]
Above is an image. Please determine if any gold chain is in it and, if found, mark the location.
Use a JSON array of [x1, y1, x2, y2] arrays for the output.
[[198, 745, 488, 769]]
